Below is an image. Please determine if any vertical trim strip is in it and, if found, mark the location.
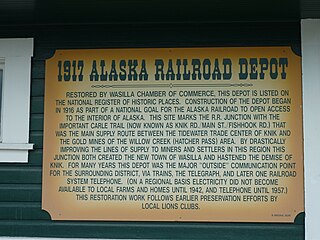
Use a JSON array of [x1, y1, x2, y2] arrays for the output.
[[301, 19, 320, 240]]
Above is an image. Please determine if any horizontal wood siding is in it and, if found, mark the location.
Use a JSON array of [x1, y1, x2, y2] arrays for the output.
[[0, 22, 304, 239]]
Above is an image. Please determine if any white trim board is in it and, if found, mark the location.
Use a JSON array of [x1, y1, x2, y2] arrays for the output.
[[301, 19, 320, 240], [0, 38, 34, 162]]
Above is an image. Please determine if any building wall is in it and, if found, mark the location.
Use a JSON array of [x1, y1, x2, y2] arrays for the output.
[[0, 22, 304, 239]]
